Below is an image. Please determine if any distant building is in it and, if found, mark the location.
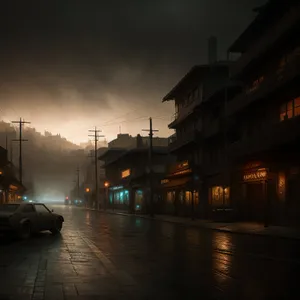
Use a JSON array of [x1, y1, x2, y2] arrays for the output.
[[108, 133, 168, 149], [99, 147, 175, 213]]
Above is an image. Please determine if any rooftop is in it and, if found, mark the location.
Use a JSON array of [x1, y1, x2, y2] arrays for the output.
[[229, 0, 295, 53], [162, 62, 230, 102]]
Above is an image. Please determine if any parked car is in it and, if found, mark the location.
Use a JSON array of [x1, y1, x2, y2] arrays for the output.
[[0, 202, 64, 239]]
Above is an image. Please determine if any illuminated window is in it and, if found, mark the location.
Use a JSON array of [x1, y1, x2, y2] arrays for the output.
[[210, 186, 230, 207], [167, 191, 175, 203], [280, 97, 300, 121], [277, 172, 286, 202], [185, 191, 192, 205], [294, 97, 300, 117]]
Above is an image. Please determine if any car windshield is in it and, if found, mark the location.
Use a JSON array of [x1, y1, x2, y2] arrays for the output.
[[0, 204, 20, 212]]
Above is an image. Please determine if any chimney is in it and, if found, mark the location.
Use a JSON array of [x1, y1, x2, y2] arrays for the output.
[[208, 36, 217, 64]]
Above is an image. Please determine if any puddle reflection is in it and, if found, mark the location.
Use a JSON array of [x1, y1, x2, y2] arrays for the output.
[[212, 232, 233, 287]]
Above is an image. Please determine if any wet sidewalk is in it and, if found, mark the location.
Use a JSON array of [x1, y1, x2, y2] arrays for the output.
[[87, 208, 300, 240]]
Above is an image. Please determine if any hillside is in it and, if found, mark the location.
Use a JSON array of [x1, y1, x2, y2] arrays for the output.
[[0, 121, 106, 200]]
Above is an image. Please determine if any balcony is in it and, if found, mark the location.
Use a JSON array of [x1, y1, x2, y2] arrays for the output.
[[168, 130, 200, 153], [168, 100, 200, 128], [228, 116, 300, 159], [227, 52, 300, 116], [231, 4, 300, 78]]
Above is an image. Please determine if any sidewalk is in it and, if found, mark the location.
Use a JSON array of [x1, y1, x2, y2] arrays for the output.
[[87, 208, 300, 240]]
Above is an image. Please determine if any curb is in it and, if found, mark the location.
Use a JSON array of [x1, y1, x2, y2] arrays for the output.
[[85, 208, 300, 241]]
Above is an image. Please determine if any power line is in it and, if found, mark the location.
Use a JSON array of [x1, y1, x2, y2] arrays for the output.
[[11, 118, 30, 184], [88, 127, 104, 210]]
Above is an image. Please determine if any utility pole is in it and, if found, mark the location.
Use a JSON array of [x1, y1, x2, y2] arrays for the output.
[[142, 117, 159, 217], [88, 127, 104, 210], [11, 118, 30, 184]]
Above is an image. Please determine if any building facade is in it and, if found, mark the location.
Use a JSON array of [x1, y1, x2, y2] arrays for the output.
[[161, 63, 231, 218], [99, 147, 174, 213], [227, 1, 300, 226]]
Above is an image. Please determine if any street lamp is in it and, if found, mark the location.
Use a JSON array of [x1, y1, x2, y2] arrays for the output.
[[104, 182, 109, 210]]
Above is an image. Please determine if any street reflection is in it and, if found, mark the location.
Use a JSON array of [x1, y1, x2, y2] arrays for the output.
[[212, 232, 233, 288], [85, 210, 91, 226]]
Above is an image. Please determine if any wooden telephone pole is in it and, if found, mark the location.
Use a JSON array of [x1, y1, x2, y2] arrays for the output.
[[88, 127, 104, 210], [11, 118, 30, 184], [142, 117, 159, 217]]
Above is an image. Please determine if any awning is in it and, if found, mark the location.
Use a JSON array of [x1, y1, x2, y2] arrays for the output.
[[162, 176, 192, 189]]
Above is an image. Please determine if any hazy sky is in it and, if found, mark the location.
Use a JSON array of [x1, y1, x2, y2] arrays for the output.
[[0, 0, 265, 144]]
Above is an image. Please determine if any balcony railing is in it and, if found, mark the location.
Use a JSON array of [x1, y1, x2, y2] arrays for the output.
[[168, 130, 199, 153], [228, 117, 300, 158], [231, 4, 300, 77], [227, 52, 300, 116]]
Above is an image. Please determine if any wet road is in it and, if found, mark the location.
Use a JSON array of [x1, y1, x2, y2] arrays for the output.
[[0, 205, 300, 300]]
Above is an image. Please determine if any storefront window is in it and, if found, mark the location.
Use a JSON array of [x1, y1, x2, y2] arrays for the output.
[[277, 172, 286, 202], [185, 191, 192, 205], [211, 186, 230, 207], [167, 191, 175, 203], [193, 191, 199, 205]]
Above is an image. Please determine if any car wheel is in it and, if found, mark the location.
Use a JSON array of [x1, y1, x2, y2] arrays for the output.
[[18, 222, 31, 240], [51, 218, 63, 235]]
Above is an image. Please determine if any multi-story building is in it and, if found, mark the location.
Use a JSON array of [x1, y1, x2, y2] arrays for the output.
[[161, 62, 230, 218], [227, 1, 300, 225], [99, 134, 173, 213], [193, 82, 242, 220]]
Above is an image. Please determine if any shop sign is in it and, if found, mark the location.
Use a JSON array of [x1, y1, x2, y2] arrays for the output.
[[173, 168, 192, 176], [121, 169, 131, 178], [243, 168, 268, 182]]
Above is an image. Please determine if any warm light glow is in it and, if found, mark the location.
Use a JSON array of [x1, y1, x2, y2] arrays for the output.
[[173, 168, 192, 176], [243, 168, 267, 182], [104, 181, 109, 187], [278, 172, 286, 201], [85, 188, 90, 193], [0, 171, 2, 175], [121, 169, 131, 178], [211, 186, 230, 207]]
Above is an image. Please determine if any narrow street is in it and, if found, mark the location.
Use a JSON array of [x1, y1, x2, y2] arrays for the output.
[[1, 205, 300, 300]]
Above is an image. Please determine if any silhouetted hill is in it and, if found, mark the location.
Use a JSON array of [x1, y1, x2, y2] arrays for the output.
[[0, 121, 106, 200]]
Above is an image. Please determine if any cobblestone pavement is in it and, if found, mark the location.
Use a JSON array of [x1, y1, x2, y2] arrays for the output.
[[1, 205, 300, 300]]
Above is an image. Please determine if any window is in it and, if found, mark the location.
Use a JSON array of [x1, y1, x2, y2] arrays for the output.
[[210, 186, 230, 207], [167, 191, 175, 203], [34, 204, 50, 214], [22, 204, 35, 213], [294, 97, 300, 117], [280, 97, 300, 121]]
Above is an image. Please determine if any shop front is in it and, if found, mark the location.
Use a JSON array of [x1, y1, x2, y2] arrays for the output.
[[234, 161, 280, 225], [161, 160, 201, 217]]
